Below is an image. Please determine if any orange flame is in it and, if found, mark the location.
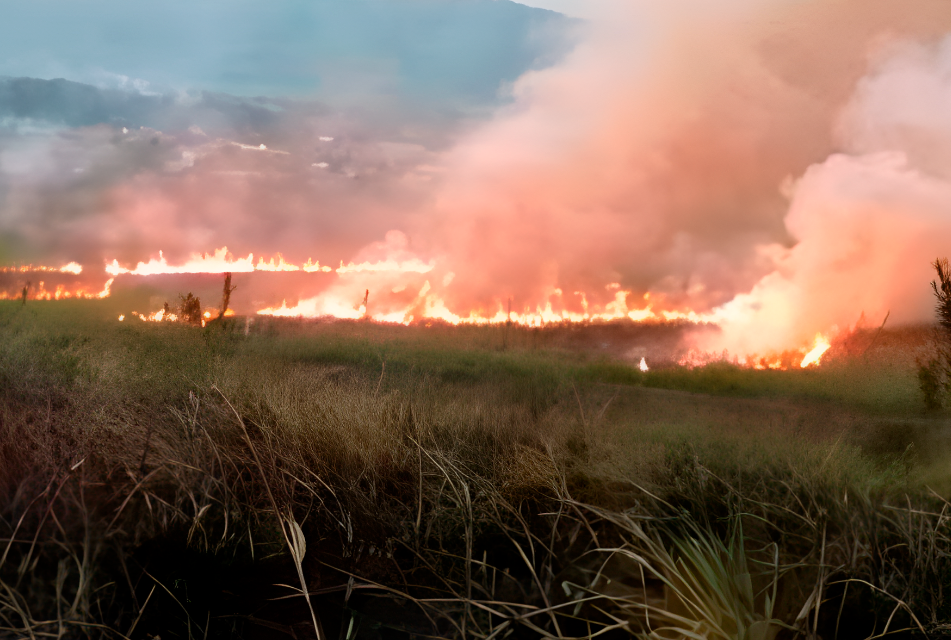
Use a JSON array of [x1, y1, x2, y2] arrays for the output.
[[1, 278, 112, 301], [800, 334, 831, 368], [257, 281, 722, 327], [105, 248, 256, 275], [0, 262, 82, 274], [125, 306, 234, 325], [104, 247, 433, 276], [255, 254, 300, 272], [8, 247, 839, 374]]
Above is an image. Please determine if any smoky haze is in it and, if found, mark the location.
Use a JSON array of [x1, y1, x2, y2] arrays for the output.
[[3, 0, 951, 355]]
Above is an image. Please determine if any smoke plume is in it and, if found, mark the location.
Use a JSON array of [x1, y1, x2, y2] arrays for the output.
[[6, 0, 951, 358]]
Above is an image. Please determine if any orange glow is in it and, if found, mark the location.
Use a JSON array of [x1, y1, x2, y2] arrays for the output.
[[9, 246, 839, 374], [800, 334, 831, 368], [104, 247, 434, 276], [334, 258, 434, 274], [126, 306, 235, 325], [106, 248, 256, 275], [0, 262, 82, 274], [302, 259, 333, 273], [257, 280, 722, 328], [255, 254, 300, 272], [1, 278, 113, 301]]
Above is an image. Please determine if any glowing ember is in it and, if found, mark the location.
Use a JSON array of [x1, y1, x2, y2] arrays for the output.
[[800, 334, 831, 368]]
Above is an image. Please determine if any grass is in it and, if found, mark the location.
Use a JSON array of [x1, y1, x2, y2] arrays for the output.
[[1, 299, 950, 638]]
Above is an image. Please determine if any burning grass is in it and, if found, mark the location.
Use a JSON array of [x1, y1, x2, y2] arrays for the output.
[[1, 300, 950, 638]]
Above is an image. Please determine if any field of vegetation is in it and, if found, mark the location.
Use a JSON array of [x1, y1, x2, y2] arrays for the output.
[[2, 299, 950, 639]]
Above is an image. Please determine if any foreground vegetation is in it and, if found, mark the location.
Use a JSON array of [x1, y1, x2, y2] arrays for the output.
[[1, 300, 950, 639]]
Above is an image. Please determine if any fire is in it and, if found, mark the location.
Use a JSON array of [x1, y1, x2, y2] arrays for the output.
[[255, 254, 300, 272], [676, 332, 835, 371], [302, 259, 334, 273], [0, 278, 113, 301], [257, 281, 723, 327], [800, 334, 831, 368], [126, 306, 234, 325], [105, 248, 256, 275], [5, 247, 839, 375], [104, 247, 434, 276], [0, 262, 82, 274]]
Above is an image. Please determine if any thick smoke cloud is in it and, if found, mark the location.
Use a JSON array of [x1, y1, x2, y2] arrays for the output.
[[373, 0, 951, 340], [360, 0, 948, 326], [716, 35, 951, 353], [6, 0, 951, 353]]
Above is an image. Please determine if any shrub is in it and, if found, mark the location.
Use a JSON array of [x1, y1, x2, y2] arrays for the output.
[[918, 258, 951, 410], [179, 292, 202, 325]]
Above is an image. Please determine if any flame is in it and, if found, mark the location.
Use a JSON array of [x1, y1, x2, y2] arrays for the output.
[[257, 280, 724, 328], [800, 334, 831, 368], [8, 246, 838, 375], [104, 247, 432, 276], [0, 278, 113, 301], [255, 254, 300, 272], [106, 247, 256, 275], [0, 262, 82, 274], [125, 306, 234, 324], [676, 332, 835, 371], [302, 259, 333, 273]]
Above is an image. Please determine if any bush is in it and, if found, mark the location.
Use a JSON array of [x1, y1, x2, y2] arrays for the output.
[[179, 292, 202, 325], [918, 259, 951, 410]]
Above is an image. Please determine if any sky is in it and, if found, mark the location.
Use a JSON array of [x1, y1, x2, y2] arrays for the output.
[[3, 0, 951, 355]]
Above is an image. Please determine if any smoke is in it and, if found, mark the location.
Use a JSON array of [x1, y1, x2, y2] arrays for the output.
[[366, 0, 951, 333], [393, 0, 951, 347], [6, 0, 951, 353], [715, 35, 951, 354], [0, 84, 439, 271]]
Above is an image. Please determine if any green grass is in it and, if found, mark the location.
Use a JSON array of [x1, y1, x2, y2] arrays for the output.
[[0, 300, 949, 638]]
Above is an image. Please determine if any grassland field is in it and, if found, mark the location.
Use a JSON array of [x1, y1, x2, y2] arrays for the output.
[[1, 299, 950, 639]]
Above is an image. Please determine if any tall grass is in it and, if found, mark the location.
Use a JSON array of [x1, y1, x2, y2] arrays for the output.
[[0, 301, 949, 638]]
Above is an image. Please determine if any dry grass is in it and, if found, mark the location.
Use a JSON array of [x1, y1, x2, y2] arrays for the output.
[[0, 301, 950, 638]]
